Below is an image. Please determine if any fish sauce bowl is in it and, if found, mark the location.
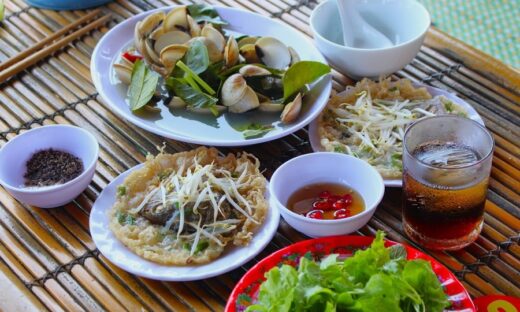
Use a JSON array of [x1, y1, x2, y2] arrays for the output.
[[269, 152, 385, 237]]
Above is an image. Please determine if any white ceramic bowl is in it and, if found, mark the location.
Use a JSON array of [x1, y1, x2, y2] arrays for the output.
[[0, 125, 99, 208], [310, 0, 430, 79], [269, 153, 385, 237]]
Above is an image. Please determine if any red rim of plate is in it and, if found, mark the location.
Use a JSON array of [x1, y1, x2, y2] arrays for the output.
[[225, 235, 475, 311]]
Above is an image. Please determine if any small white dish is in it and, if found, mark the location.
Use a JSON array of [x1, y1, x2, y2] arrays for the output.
[[307, 84, 485, 187], [269, 153, 384, 237], [310, 0, 431, 79], [91, 6, 332, 147], [90, 164, 280, 281], [0, 125, 99, 208]]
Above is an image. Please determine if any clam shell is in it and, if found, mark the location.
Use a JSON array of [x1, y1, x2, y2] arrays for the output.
[[201, 24, 225, 52], [237, 36, 257, 48], [154, 31, 191, 55], [280, 93, 302, 123], [288, 46, 300, 65], [189, 37, 223, 63], [224, 36, 239, 67], [187, 15, 201, 37], [160, 44, 188, 68], [169, 96, 187, 108], [221, 73, 247, 107], [239, 44, 260, 64], [138, 11, 165, 36], [163, 6, 188, 31], [258, 102, 284, 112], [229, 86, 260, 113], [113, 63, 133, 85], [239, 64, 271, 77], [255, 37, 291, 69]]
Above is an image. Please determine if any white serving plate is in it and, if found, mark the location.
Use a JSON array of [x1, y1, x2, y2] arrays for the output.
[[91, 6, 331, 146], [89, 164, 279, 281], [308, 84, 485, 187]]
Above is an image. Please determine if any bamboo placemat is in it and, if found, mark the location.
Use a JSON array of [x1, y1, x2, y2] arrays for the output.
[[0, 0, 518, 311]]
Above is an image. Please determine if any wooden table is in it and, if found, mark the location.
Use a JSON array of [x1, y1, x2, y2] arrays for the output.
[[0, 0, 518, 311]]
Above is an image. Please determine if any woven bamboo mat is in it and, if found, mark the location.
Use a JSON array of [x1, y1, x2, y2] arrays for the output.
[[0, 0, 518, 311]]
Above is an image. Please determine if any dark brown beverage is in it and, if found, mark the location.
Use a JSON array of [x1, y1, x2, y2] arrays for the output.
[[402, 142, 488, 250]]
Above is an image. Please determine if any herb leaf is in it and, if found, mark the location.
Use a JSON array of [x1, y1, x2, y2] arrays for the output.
[[183, 40, 210, 75], [238, 123, 274, 139], [116, 212, 135, 225], [128, 60, 159, 111], [187, 4, 227, 25], [282, 61, 330, 101], [167, 77, 219, 115]]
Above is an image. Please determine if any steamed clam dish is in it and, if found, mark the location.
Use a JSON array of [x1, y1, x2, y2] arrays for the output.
[[114, 4, 330, 138], [109, 147, 268, 265]]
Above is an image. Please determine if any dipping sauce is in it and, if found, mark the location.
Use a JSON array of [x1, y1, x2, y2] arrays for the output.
[[287, 183, 364, 220], [24, 149, 83, 187]]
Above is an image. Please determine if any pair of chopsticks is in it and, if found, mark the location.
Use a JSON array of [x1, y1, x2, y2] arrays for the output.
[[0, 9, 111, 82]]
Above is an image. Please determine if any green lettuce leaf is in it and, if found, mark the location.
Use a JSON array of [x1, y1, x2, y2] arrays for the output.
[[245, 265, 298, 312], [402, 260, 451, 311]]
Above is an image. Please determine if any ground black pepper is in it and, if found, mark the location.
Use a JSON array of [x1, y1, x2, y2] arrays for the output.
[[24, 149, 84, 187]]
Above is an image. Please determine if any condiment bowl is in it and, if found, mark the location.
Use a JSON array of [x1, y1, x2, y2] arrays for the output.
[[309, 0, 430, 79], [0, 125, 99, 208], [269, 153, 384, 237]]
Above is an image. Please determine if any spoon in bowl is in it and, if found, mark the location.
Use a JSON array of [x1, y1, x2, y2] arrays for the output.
[[336, 0, 393, 49]]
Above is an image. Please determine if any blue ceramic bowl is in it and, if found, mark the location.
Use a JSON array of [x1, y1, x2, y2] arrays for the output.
[[25, 0, 112, 10]]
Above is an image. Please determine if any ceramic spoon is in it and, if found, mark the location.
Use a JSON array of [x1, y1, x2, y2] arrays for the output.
[[336, 0, 393, 49]]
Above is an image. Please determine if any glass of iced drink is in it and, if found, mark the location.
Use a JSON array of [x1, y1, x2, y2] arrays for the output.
[[402, 116, 494, 250]]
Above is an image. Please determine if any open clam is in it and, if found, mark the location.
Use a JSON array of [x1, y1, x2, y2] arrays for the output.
[[224, 36, 239, 67], [255, 37, 291, 69], [288, 46, 300, 65], [237, 36, 257, 48], [280, 93, 302, 123], [114, 63, 133, 85], [221, 74, 247, 107], [163, 6, 188, 32], [239, 44, 260, 64], [154, 31, 191, 54]]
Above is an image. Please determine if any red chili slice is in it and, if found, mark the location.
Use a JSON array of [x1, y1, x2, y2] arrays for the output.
[[342, 194, 353, 205], [313, 200, 332, 210], [334, 209, 350, 219], [332, 200, 347, 209], [306, 210, 324, 219], [122, 51, 143, 63]]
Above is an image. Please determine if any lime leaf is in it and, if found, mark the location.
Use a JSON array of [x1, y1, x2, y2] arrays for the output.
[[282, 61, 330, 100], [128, 60, 159, 111]]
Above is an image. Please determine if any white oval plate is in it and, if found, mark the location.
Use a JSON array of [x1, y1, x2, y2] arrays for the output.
[[91, 6, 331, 146], [89, 164, 279, 281], [308, 84, 485, 187]]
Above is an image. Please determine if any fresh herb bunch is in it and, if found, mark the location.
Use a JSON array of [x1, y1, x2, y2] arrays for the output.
[[246, 231, 450, 312]]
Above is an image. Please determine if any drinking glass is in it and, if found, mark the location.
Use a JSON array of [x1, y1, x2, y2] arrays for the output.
[[402, 116, 494, 250]]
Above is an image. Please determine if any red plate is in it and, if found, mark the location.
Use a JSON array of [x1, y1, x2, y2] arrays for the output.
[[226, 235, 475, 311]]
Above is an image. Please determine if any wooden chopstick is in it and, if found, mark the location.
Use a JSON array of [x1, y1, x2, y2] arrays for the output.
[[0, 13, 111, 82], [0, 9, 102, 72]]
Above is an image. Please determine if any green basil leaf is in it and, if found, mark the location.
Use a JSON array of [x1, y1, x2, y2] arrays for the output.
[[282, 61, 330, 100], [187, 4, 227, 25], [168, 77, 218, 110], [128, 60, 159, 111], [183, 40, 210, 74]]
